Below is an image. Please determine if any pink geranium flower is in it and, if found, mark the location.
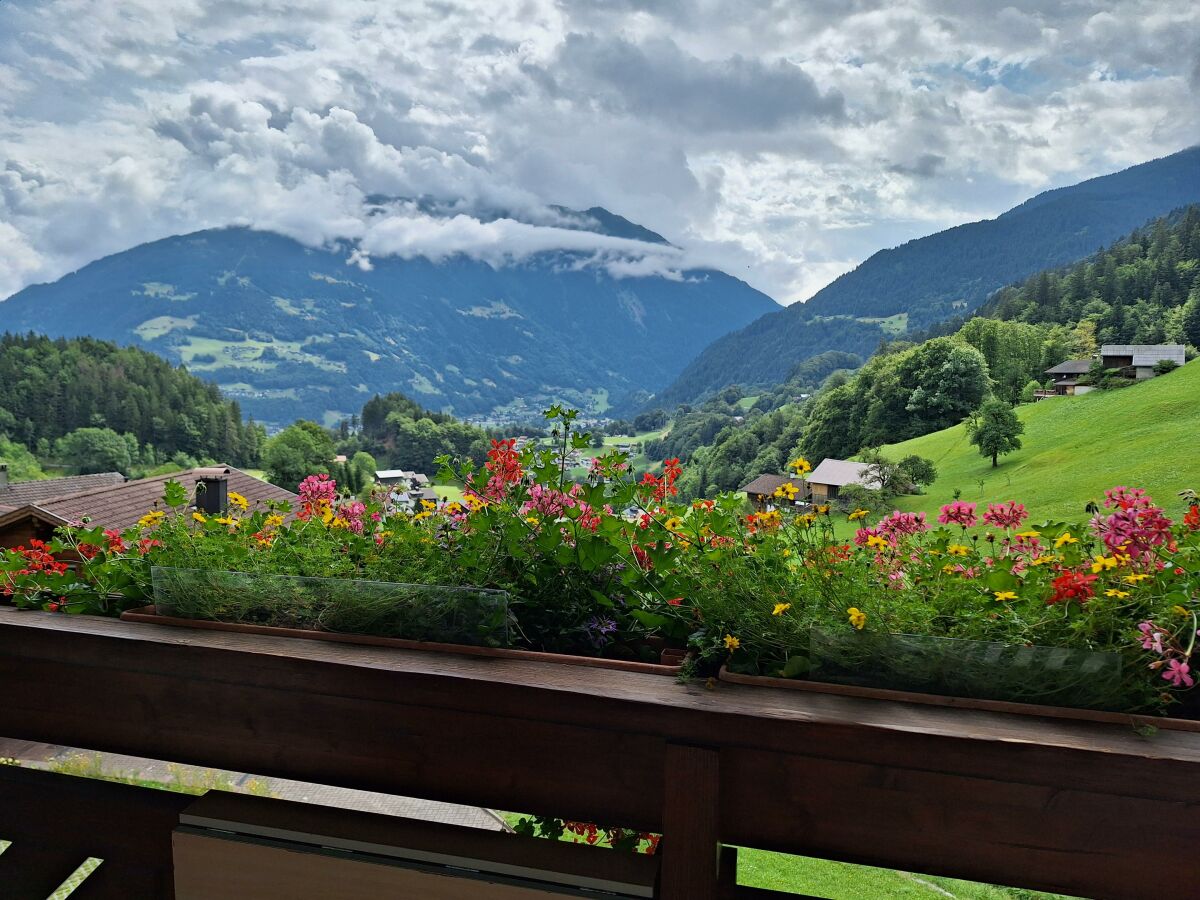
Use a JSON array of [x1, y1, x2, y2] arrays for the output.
[[982, 501, 1027, 530], [937, 501, 977, 528], [1163, 659, 1194, 688], [1138, 622, 1165, 654]]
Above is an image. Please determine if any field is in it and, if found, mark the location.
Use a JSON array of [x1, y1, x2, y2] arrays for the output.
[[878, 360, 1200, 520]]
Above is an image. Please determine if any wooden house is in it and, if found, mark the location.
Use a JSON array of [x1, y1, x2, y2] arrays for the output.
[[807, 459, 878, 502], [739, 474, 811, 511], [1099, 344, 1186, 380]]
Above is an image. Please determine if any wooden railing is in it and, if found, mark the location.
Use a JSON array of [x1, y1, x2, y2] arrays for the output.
[[2, 605, 1200, 899]]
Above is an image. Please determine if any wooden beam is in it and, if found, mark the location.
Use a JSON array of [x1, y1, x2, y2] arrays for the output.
[[659, 743, 720, 900]]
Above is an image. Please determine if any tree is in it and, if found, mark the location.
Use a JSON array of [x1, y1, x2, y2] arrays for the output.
[[967, 400, 1025, 468], [1183, 293, 1200, 349], [1020, 379, 1042, 403], [56, 427, 134, 474], [263, 421, 336, 489], [896, 455, 938, 491]]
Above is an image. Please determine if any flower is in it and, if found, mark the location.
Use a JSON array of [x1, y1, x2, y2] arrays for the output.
[[772, 602, 792, 616], [1123, 573, 1151, 584], [664, 516, 684, 532], [214, 516, 239, 529], [993, 591, 1018, 602], [847, 607, 867, 630], [1172, 605, 1190, 617], [847, 508, 869, 521], [191, 512, 207, 524], [667, 597, 683, 606], [983, 501, 1028, 530], [1048, 570, 1097, 604], [866, 534, 889, 550], [1163, 659, 1194, 688], [265, 514, 285, 528], [1138, 622, 1165, 653], [1090, 488, 1173, 565], [788, 458, 812, 476], [137, 511, 165, 529], [814, 504, 830, 515], [227, 491, 249, 512], [1054, 532, 1078, 548], [937, 501, 978, 528], [947, 544, 970, 556], [1185, 504, 1200, 531], [876, 510, 929, 539], [723, 634, 741, 651], [1031, 555, 1056, 566], [773, 482, 800, 501], [1104, 589, 1131, 599], [1090, 555, 1119, 573]]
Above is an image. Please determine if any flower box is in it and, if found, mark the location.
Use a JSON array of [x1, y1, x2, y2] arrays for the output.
[[719, 628, 1200, 732], [118, 567, 684, 675]]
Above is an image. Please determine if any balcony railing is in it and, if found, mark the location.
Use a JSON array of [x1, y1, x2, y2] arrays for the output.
[[2, 604, 1199, 898]]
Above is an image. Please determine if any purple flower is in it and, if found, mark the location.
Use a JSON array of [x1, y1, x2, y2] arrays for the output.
[[583, 615, 618, 649]]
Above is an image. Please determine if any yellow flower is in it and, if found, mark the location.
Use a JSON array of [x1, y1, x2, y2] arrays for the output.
[[866, 534, 888, 550], [1123, 573, 1151, 584], [330, 516, 349, 530], [847, 607, 866, 630], [265, 514, 285, 528], [227, 491, 249, 512], [847, 508, 869, 521], [1090, 555, 1118, 573], [525, 514, 540, 526], [412, 510, 432, 522], [215, 516, 240, 529], [664, 516, 684, 531], [138, 510, 165, 529], [1172, 605, 1189, 617], [947, 544, 970, 556], [789, 457, 812, 476], [1031, 555, 1056, 566], [814, 503, 831, 515], [941, 564, 956, 574], [1015, 530, 1041, 541], [421, 499, 437, 511], [191, 512, 207, 524], [445, 501, 464, 515], [797, 513, 816, 527], [781, 548, 791, 557], [1104, 589, 1131, 599], [1054, 532, 1078, 548], [772, 602, 792, 616], [773, 482, 799, 500], [993, 590, 1018, 602], [723, 634, 741, 650], [464, 494, 485, 512]]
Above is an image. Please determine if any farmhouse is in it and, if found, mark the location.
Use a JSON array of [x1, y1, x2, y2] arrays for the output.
[[0, 467, 295, 550], [1043, 359, 1094, 396], [739, 474, 811, 511], [375, 469, 431, 488], [1100, 344, 1186, 380], [807, 459, 879, 502]]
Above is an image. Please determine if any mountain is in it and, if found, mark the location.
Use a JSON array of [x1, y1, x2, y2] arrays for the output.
[[650, 145, 1200, 409], [0, 213, 778, 427]]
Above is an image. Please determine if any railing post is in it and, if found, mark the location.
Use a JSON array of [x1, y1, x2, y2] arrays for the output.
[[660, 742, 720, 900]]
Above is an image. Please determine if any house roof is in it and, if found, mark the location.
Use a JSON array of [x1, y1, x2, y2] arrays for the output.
[[739, 474, 810, 497], [1100, 344, 1186, 367], [4, 466, 297, 532], [808, 458, 878, 489], [376, 469, 430, 484], [1044, 359, 1093, 376], [0, 472, 125, 508]]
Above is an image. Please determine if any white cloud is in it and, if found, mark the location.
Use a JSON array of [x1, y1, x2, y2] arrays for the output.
[[0, 0, 1196, 305]]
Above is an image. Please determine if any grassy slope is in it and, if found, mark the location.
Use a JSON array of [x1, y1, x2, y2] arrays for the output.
[[879, 361, 1200, 520]]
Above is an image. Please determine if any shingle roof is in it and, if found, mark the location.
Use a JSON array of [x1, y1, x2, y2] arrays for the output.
[[739, 474, 811, 497], [0, 472, 125, 508], [27, 466, 297, 531], [1044, 359, 1093, 376], [808, 458, 878, 489], [1101, 344, 1187, 367]]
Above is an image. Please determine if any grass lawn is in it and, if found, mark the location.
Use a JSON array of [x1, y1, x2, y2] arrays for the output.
[[431, 482, 465, 502], [499, 814, 1065, 898], [877, 360, 1200, 520]]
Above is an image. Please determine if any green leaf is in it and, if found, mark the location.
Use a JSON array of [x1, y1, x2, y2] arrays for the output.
[[162, 480, 189, 508]]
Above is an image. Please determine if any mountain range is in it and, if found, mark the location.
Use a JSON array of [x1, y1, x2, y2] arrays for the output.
[[647, 145, 1200, 409], [0, 209, 777, 427]]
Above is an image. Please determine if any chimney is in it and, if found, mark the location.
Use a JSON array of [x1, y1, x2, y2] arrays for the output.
[[0, 463, 7, 489], [194, 467, 231, 515]]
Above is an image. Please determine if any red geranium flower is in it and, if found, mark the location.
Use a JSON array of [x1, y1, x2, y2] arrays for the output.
[[1048, 570, 1097, 604]]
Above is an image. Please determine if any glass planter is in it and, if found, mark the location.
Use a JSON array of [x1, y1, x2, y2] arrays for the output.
[[797, 627, 1126, 711], [151, 566, 512, 648]]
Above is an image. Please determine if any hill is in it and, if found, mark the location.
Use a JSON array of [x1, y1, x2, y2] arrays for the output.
[[0, 333, 262, 467], [0, 213, 778, 428], [650, 146, 1200, 408], [880, 360, 1200, 520]]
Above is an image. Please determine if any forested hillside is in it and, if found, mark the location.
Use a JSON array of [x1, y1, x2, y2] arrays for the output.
[[649, 146, 1200, 409], [0, 333, 263, 467]]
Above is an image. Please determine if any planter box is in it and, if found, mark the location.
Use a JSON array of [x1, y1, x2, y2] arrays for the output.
[[718, 665, 1200, 733], [121, 567, 683, 675]]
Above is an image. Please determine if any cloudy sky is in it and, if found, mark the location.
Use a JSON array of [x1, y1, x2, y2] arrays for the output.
[[1, 0, 1197, 305]]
